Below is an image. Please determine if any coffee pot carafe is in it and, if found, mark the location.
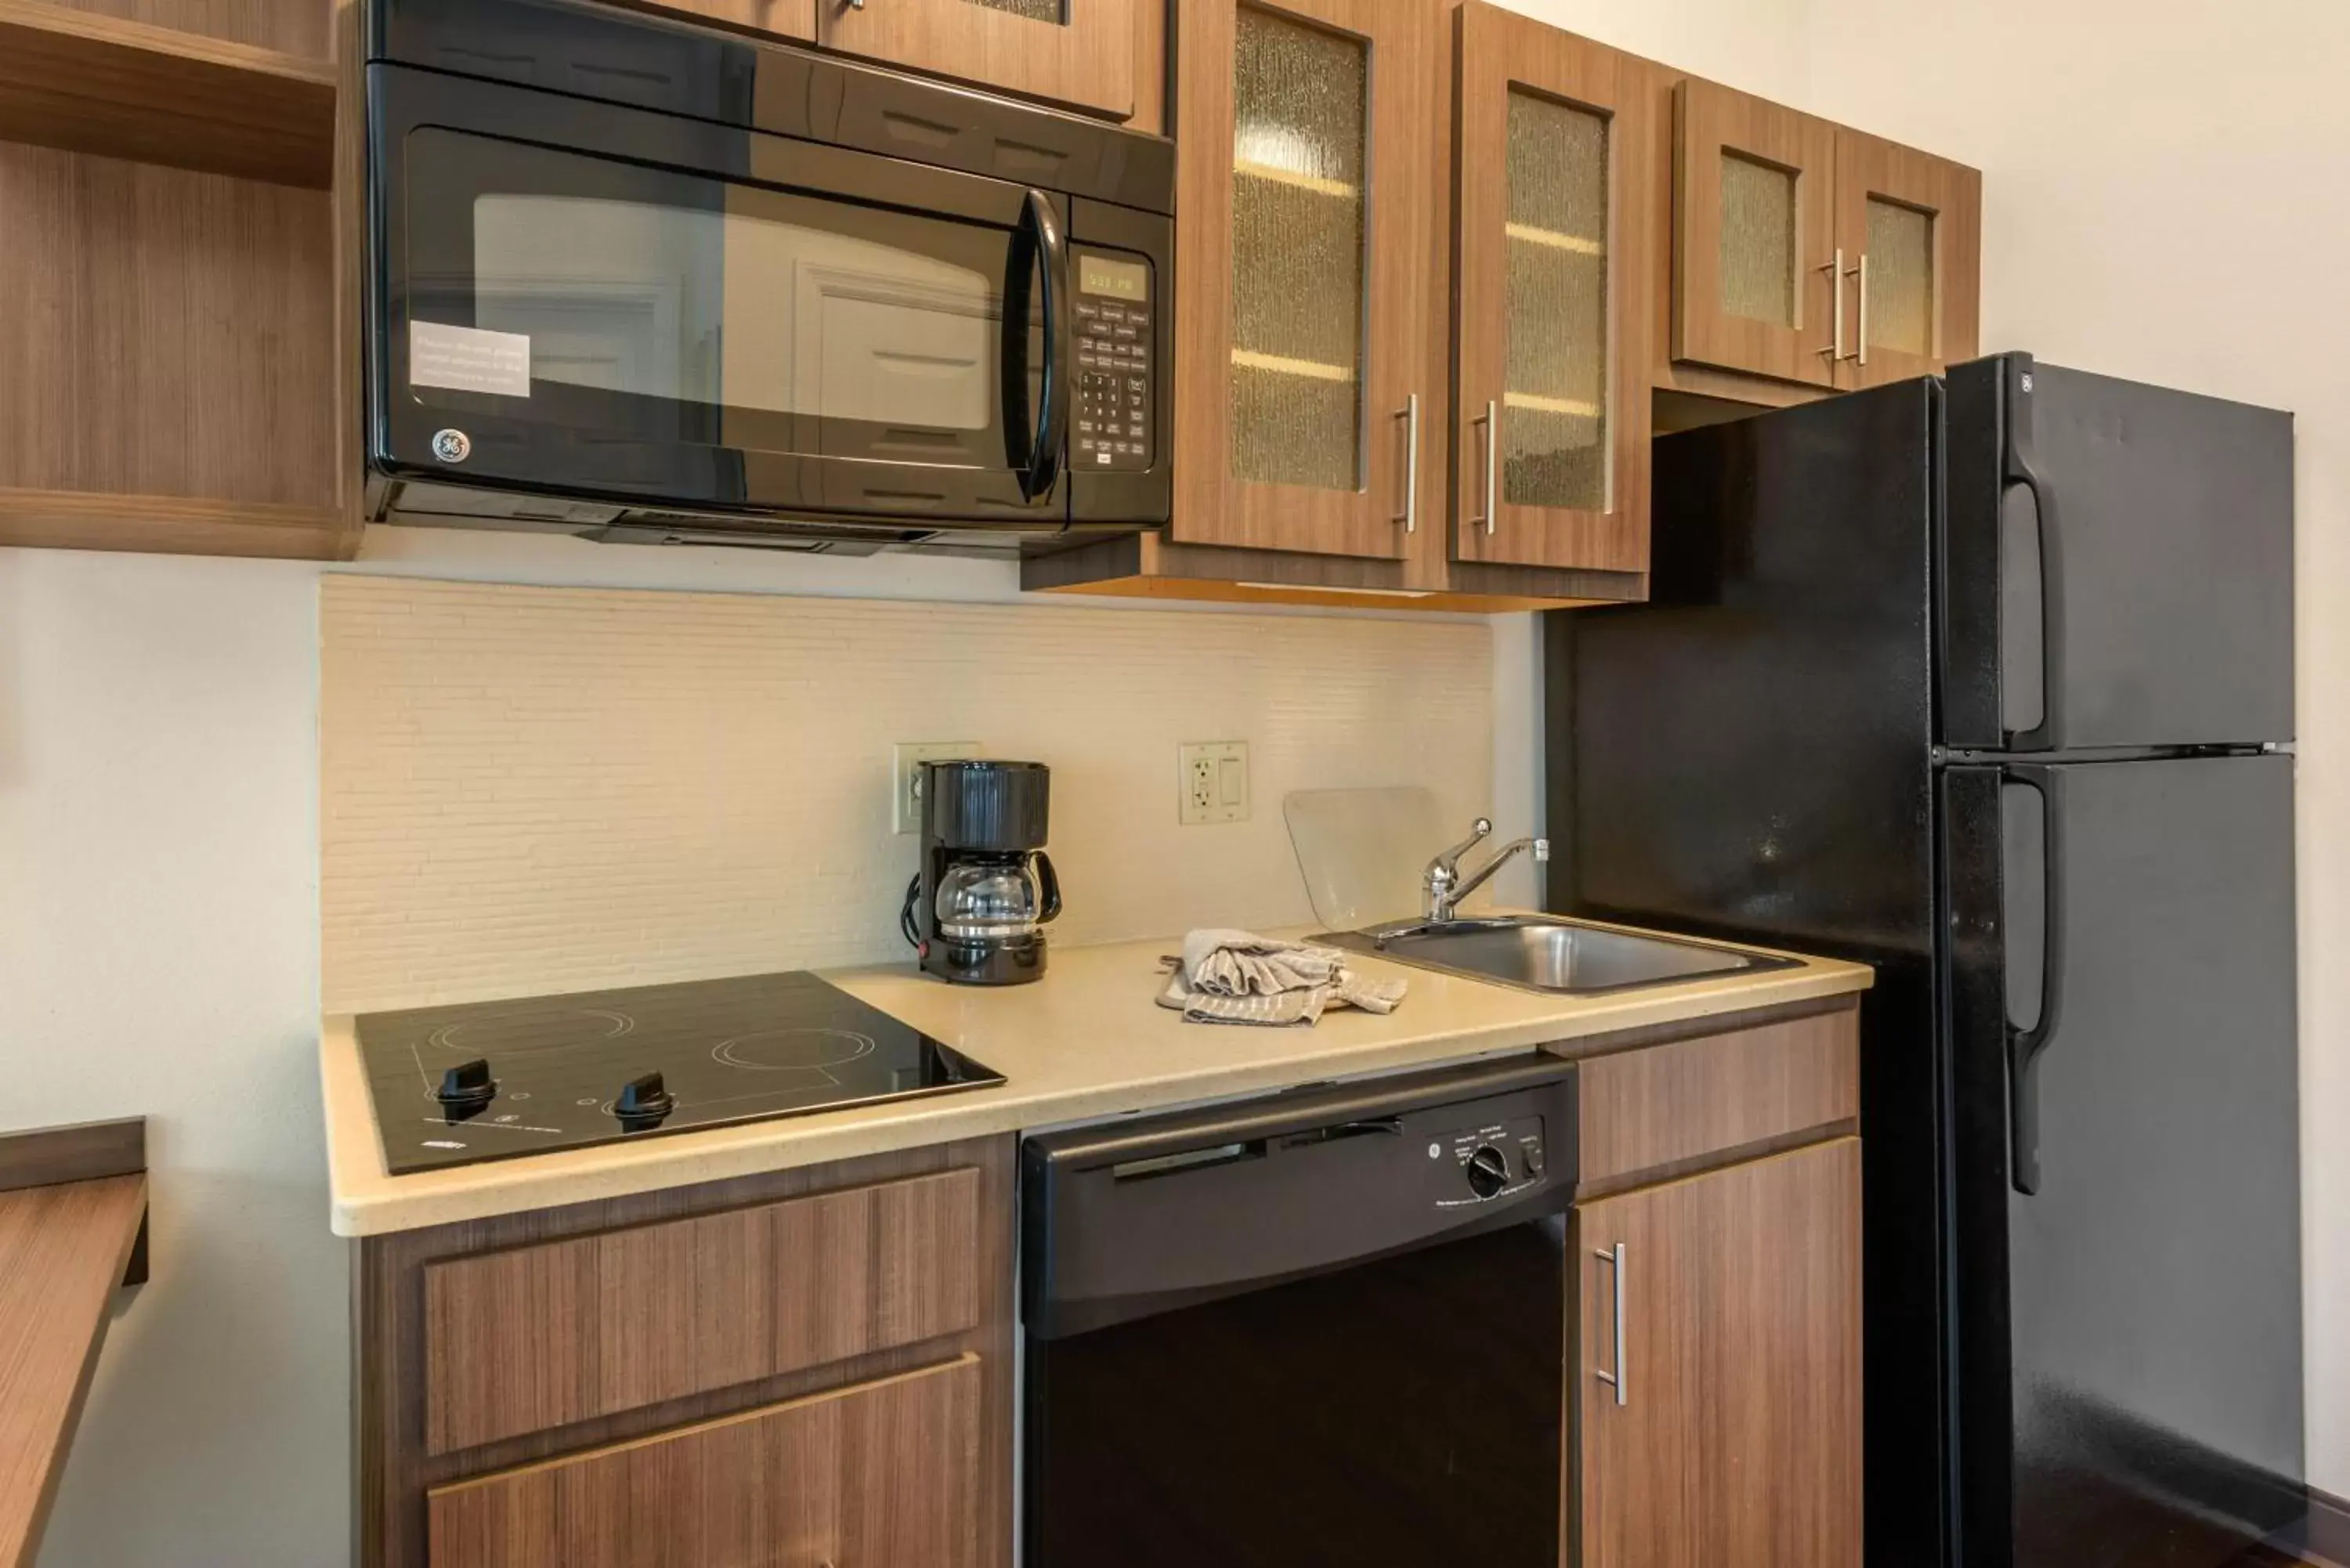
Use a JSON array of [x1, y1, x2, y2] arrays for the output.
[[903, 760, 1061, 985]]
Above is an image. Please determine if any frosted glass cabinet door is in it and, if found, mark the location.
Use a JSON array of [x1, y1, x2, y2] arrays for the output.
[[818, 0, 1137, 120], [1170, 0, 1438, 561], [1671, 78, 1839, 387], [1452, 2, 1650, 578], [1832, 128, 1982, 389]]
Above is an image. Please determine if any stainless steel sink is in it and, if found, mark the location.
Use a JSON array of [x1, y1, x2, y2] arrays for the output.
[[1320, 916, 1795, 996]]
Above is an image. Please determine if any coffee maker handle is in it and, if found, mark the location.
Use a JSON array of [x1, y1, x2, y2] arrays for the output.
[[1036, 851, 1062, 924]]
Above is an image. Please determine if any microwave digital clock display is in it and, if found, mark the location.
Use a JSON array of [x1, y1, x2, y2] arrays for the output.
[[1079, 254, 1149, 301]]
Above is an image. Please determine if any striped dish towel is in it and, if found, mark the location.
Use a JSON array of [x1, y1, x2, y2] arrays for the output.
[[1156, 929, 1408, 1027]]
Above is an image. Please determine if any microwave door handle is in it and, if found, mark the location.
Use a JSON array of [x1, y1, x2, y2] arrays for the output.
[[1019, 188, 1070, 501]]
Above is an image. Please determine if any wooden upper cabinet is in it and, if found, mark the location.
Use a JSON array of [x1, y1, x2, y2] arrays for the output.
[[1452, 5, 1649, 575], [616, 0, 815, 40], [1169, 0, 1437, 561], [1831, 128, 1981, 388], [1671, 78, 1840, 388], [1576, 1137, 1863, 1568], [817, 0, 1136, 120], [428, 1357, 983, 1568]]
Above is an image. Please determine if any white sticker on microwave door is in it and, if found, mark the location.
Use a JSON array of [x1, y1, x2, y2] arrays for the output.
[[409, 320, 532, 398]]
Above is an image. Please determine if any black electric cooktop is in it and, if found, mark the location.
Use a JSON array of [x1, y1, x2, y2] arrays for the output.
[[357, 971, 1005, 1175]]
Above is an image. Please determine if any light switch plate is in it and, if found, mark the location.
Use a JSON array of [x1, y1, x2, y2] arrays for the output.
[[1179, 741, 1249, 826], [895, 742, 981, 835]]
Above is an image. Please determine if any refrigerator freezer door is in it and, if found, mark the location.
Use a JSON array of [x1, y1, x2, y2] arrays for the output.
[[1548, 378, 1938, 957], [1942, 356, 2294, 750], [1942, 754, 2301, 1568]]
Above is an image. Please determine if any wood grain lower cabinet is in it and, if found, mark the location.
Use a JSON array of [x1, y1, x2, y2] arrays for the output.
[[421, 1166, 983, 1454], [1574, 1136, 1863, 1568], [428, 1357, 982, 1568], [357, 1139, 1014, 1568]]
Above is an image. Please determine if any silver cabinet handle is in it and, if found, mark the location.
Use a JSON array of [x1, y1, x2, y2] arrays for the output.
[[1853, 251, 1871, 367], [1470, 399, 1499, 535], [1593, 1242, 1627, 1407], [1817, 247, 1845, 363], [1394, 392, 1419, 533]]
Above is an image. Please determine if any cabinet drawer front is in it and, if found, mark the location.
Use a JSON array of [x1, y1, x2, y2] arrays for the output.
[[424, 1167, 983, 1454], [1578, 1006, 1858, 1188], [428, 1355, 982, 1568]]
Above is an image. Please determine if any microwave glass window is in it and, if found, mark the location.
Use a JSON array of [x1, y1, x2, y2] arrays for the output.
[[403, 130, 1043, 469]]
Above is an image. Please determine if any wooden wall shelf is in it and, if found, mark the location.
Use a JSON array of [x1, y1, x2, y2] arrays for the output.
[[0, 488, 343, 560], [0, 0, 335, 189]]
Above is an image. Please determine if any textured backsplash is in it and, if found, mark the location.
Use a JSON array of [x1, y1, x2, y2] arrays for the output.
[[321, 576, 1495, 1012]]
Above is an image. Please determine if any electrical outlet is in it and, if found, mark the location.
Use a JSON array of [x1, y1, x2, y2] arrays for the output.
[[894, 742, 981, 834], [1178, 741, 1249, 826]]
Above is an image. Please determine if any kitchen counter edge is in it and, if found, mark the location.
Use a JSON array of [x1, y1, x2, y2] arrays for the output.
[[320, 927, 1871, 1237]]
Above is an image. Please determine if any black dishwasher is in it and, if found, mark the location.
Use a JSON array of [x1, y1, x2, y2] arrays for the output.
[[1022, 1055, 1577, 1568]]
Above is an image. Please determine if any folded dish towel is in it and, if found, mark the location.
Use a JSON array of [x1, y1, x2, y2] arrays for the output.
[[1157, 929, 1408, 1027]]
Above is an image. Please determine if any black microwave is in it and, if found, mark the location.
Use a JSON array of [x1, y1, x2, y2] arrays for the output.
[[364, 0, 1173, 554]]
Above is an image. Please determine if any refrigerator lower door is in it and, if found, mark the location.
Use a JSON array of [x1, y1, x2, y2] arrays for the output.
[[1941, 356, 2294, 751], [1943, 754, 2302, 1568]]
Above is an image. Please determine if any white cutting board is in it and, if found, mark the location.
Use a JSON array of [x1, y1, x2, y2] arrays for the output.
[[1282, 786, 1448, 931]]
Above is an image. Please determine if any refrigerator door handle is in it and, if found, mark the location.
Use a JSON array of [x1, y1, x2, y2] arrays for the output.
[[2003, 763, 2065, 1195], [2005, 356, 2066, 751]]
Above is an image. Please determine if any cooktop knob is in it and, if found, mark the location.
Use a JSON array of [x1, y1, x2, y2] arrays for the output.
[[436, 1058, 497, 1112], [1466, 1143, 1511, 1199], [616, 1071, 675, 1124]]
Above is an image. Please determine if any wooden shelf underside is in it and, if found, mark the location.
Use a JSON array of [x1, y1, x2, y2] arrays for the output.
[[0, 487, 345, 559], [0, 0, 335, 188]]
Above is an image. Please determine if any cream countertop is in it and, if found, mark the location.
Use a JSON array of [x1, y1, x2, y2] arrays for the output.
[[320, 923, 1872, 1237]]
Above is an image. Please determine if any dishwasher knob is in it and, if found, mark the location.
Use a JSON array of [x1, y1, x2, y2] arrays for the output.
[[1466, 1144, 1511, 1198]]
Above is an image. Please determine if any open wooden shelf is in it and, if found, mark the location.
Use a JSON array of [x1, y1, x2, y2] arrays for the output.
[[0, 0, 335, 189], [0, 1118, 147, 1568], [0, 487, 343, 558]]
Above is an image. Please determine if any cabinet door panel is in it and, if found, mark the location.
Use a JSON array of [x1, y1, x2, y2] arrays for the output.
[[422, 1167, 982, 1454], [818, 0, 1137, 120], [1833, 128, 1980, 388], [1671, 78, 1838, 387], [1453, 5, 1650, 573], [1170, 0, 1434, 560], [428, 1357, 982, 1568], [614, 0, 815, 41], [1577, 1139, 1862, 1568]]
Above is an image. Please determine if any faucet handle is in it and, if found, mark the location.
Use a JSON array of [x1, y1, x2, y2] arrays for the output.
[[1429, 818, 1494, 880]]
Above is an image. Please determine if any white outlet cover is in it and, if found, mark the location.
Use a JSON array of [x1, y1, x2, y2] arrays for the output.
[[894, 742, 981, 835], [1178, 741, 1249, 826]]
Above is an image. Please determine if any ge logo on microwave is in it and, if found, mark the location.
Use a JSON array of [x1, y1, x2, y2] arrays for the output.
[[431, 428, 473, 464]]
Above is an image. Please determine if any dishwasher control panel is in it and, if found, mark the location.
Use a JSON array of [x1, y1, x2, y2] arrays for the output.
[[1426, 1114, 1549, 1207]]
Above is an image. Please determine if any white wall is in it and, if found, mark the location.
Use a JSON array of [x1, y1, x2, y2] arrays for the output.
[[1797, 0, 2348, 1498], [0, 530, 1504, 1568]]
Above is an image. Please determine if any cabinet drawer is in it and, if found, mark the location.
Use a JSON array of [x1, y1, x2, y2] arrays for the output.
[[1578, 1006, 1859, 1189], [424, 1167, 983, 1454], [428, 1355, 982, 1568]]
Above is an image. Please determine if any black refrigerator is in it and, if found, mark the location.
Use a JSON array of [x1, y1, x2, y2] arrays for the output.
[[1544, 355, 2302, 1568]]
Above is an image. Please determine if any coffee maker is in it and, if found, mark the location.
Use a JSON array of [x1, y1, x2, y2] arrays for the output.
[[904, 760, 1061, 985]]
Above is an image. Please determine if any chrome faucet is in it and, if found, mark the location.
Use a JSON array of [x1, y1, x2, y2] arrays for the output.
[[1423, 817, 1550, 924]]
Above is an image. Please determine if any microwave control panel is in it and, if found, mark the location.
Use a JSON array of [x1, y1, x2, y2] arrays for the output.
[[1072, 248, 1155, 473]]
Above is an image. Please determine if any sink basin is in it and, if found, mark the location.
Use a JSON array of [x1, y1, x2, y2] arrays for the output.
[[1320, 916, 1795, 996]]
